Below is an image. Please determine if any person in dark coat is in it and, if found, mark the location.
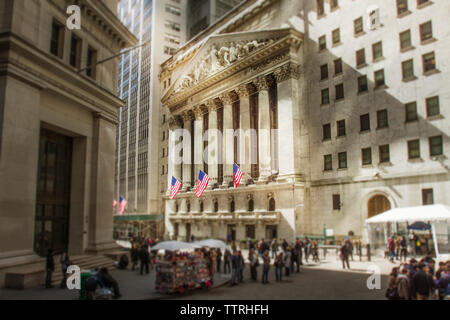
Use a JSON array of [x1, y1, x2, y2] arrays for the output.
[[230, 251, 240, 286], [223, 249, 231, 274], [411, 263, 435, 300], [98, 268, 122, 299], [45, 249, 55, 288], [139, 245, 150, 275], [59, 252, 71, 288], [340, 241, 351, 269], [216, 249, 222, 273], [238, 251, 245, 283], [130, 244, 139, 271], [261, 250, 270, 284]]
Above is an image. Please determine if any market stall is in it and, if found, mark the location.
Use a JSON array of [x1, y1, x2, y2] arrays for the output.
[[365, 204, 450, 260]]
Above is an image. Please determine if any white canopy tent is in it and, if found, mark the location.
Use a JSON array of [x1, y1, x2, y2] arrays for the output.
[[365, 204, 450, 260], [195, 239, 230, 250]]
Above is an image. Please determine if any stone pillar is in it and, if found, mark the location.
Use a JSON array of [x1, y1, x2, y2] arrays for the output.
[[168, 116, 182, 193], [220, 93, 234, 188], [193, 106, 204, 189], [274, 63, 300, 181], [254, 76, 272, 182], [206, 99, 218, 188], [235, 85, 251, 185], [182, 112, 193, 191]]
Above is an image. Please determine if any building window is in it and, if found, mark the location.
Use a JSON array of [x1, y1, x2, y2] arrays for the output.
[[164, 46, 177, 55], [429, 136, 443, 156], [165, 4, 181, 16], [164, 33, 181, 45], [362, 147, 372, 165], [186, 200, 191, 213], [321, 88, 330, 105], [214, 200, 219, 213], [165, 20, 181, 32], [420, 21, 433, 43], [69, 34, 82, 68], [397, 0, 408, 15], [354, 17, 363, 35], [230, 200, 235, 212], [320, 64, 328, 80], [400, 30, 412, 50], [338, 152, 347, 169], [337, 120, 346, 137], [356, 49, 365, 67], [332, 28, 340, 45], [319, 35, 326, 51], [268, 198, 275, 211], [334, 58, 342, 75], [323, 123, 331, 140], [324, 154, 332, 171], [377, 109, 388, 128], [245, 225, 256, 239], [372, 42, 383, 60], [379, 145, 390, 163], [335, 83, 344, 100], [422, 188, 434, 205], [408, 139, 421, 159], [417, 0, 430, 6], [248, 199, 254, 212], [405, 102, 418, 122], [330, 0, 338, 9], [50, 20, 64, 58], [374, 69, 385, 87], [86, 46, 97, 79], [332, 194, 341, 210], [360, 114, 370, 132], [358, 75, 368, 93], [422, 52, 436, 72], [426, 96, 440, 117], [402, 59, 414, 79], [317, 0, 325, 16]]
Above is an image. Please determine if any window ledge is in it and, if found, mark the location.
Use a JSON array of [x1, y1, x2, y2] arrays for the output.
[[430, 154, 445, 161], [402, 76, 418, 82], [334, 72, 343, 78], [357, 90, 369, 96], [378, 161, 393, 166], [354, 31, 366, 38], [356, 63, 368, 69], [397, 10, 412, 18], [427, 114, 443, 121], [330, 6, 340, 12], [335, 97, 345, 102], [373, 57, 385, 63], [323, 169, 333, 173], [405, 119, 419, 124], [400, 46, 415, 53], [332, 42, 342, 48], [322, 138, 331, 142], [376, 126, 389, 130], [321, 103, 330, 107], [362, 164, 373, 168], [336, 135, 346, 139], [421, 37, 437, 46], [418, 1, 433, 10], [359, 129, 371, 134], [317, 13, 326, 20], [423, 69, 439, 76], [319, 48, 327, 53], [408, 158, 424, 163], [320, 77, 329, 82], [375, 84, 388, 90], [337, 168, 348, 171]]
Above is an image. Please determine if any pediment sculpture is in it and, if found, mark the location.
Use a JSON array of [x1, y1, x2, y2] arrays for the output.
[[175, 38, 275, 93]]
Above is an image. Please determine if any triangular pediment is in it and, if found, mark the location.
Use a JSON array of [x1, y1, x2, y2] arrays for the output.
[[162, 28, 295, 104]]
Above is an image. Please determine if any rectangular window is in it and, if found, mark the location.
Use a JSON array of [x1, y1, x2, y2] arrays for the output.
[[372, 42, 383, 60], [334, 58, 343, 75], [402, 59, 414, 79], [165, 4, 181, 16], [400, 30, 412, 50], [331, 0, 338, 9], [420, 21, 433, 42], [323, 123, 331, 140], [356, 49, 365, 67], [379, 145, 390, 163], [317, 0, 325, 16], [338, 152, 347, 169], [165, 20, 181, 32], [319, 35, 326, 51], [408, 139, 421, 159], [321, 88, 330, 105], [360, 114, 370, 131], [69, 34, 82, 68], [50, 20, 64, 58], [324, 154, 332, 171], [422, 188, 434, 205], [245, 225, 255, 239], [405, 102, 418, 122], [429, 135, 443, 156], [332, 28, 340, 44], [354, 17, 363, 35], [86, 46, 97, 79], [164, 46, 177, 55], [362, 147, 372, 165], [337, 120, 346, 137], [332, 194, 341, 210], [320, 64, 328, 80], [358, 75, 368, 93], [374, 69, 385, 87], [397, 0, 408, 15], [426, 96, 440, 117], [377, 109, 388, 128], [335, 83, 344, 100], [422, 52, 436, 72]]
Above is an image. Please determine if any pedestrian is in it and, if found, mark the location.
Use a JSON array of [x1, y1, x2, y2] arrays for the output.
[[395, 237, 401, 260], [340, 240, 351, 269], [312, 241, 320, 263], [386, 267, 400, 300], [216, 248, 222, 273], [282, 239, 288, 253], [45, 249, 55, 288], [411, 263, 435, 300], [261, 250, 270, 284], [274, 252, 283, 282], [238, 251, 244, 283], [400, 236, 407, 263], [190, 234, 195, 242], [291, 244, 300, 273], [304, 237, 311, 263], [396, 267, 411, 300], [436, 262, 449, 300], [139, 244, 150, 275], [296, 239, 303, 266], [247, 238, 255, 251], [284, 247, 291, 276], [348, 240, 354, 261], [248, 249, 259, 281], [226, 234, 231, 244], [270, 239, 278, 259], [224, 249, 231, 274], [130, 244, 139, 271], [388, 237, 396, 263], [59, 251, 71, 289], [409, 231, 417, 257], [230, 250, 239, 286]]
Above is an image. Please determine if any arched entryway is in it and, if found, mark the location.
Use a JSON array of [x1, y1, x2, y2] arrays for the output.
[[367, 194, 391, 218]]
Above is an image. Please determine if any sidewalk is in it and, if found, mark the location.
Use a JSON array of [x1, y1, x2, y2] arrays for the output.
[[0, 267, 230, 300]]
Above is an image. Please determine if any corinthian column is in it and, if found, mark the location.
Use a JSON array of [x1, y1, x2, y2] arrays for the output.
[[193, 106, 204, 188], [168, 115, 182, 194], [254, 76, 273, 182], [236, 85, 251, 185], [206, 99, 219, 188], [182, 111, 193, 191], [220, 93, 234, 187]]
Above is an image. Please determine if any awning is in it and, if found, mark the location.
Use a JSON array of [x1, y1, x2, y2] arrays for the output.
[[366, 204, 450, 224], [114, 214, 164, 222]]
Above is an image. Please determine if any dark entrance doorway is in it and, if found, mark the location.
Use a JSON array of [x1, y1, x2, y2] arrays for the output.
[[186, 223, 191, 242], [227, 224, 236, 242], [265, 225, 278, 240], [34, 129, 72, 257]]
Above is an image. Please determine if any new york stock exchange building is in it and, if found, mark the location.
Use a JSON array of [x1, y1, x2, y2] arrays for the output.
[[158, 0, 450, 244]]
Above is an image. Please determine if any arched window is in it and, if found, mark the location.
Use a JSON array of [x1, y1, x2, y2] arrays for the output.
[[269, 198, 275, 211], [199, 201, 204, 213], [214, 200, 219, 213], [186, 200, 190, 213], [368, 194, 390, 218], [175, 202, 179, 213], [230, 200, 235, 212], [248, 199, 254, 212]]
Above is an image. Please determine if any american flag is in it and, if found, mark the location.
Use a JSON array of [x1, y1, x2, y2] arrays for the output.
[[170, 176, 182, 200], [119, 196, 127, 215], [195, 170, 210, 198], [233, 163, 243, 188], [113, 200, 118, 210]]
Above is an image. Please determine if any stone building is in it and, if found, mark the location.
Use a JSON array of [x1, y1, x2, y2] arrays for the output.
[[159, 0, 449, 243], [0, 0, 136, 287]]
